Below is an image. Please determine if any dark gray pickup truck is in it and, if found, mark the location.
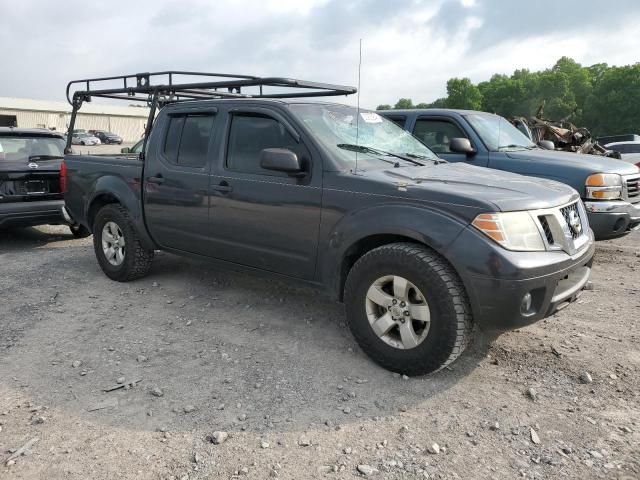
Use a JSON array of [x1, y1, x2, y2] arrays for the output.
[[381, 109, 640, 240], [62, 72, 595, 375]]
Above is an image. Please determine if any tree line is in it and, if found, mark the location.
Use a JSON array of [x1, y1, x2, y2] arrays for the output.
[[376, 57, 640, 136]]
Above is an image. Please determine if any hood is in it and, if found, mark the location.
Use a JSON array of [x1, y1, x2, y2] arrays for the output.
[[363, 162, 578, 213], [506, 149, 640, 176]]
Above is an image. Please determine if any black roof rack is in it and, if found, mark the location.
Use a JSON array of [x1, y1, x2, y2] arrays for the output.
[[66, 70, 357, 106], [64, 71, 357, 155]]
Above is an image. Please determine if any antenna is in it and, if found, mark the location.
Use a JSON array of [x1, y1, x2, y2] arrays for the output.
[[354, 38, 362, 174]]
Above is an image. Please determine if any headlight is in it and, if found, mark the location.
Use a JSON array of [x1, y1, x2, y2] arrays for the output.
[[585, 173, 622, 200], [472, 212, 545, 251]]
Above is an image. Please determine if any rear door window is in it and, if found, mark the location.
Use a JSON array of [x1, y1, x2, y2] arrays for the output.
[[163, 113, 215, 168]]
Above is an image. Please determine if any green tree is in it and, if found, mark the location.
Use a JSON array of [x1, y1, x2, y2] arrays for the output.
[[376, 58, 640, 135], [376, 104, 392, 111], [394, 98, 414, 109], [582, 63, 640, 135], [444, 78, 483, 110]]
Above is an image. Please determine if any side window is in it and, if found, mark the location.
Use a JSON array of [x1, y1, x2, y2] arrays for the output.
[[413, 119, 467, 153], [163, 113, 214, 167], [163, 116, 184, 162], [226, 114, 299, 176], [179, 115, 215, 167]]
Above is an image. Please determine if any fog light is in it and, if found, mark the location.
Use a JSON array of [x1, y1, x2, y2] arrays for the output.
[[521, 293, 532, 314]]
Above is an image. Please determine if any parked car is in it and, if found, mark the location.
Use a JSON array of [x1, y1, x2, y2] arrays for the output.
[[71, 132, 101, 146], [90, 130, 123, 144], [604, 141, 640, 167], [0, 127, 89, 237], [62, 73, 595, 375], [381, 109, 640, 240]]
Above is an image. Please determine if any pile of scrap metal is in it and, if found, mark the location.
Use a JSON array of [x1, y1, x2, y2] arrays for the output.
[[511, 104, 621, 158]]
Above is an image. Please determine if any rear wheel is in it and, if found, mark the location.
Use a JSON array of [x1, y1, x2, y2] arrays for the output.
[[344, 242, 473, 376], [93, 204, 154, 281]]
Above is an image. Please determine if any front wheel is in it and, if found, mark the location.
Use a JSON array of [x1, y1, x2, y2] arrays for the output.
[[344, 243, 473, 376], [93, 204, 154, 281]]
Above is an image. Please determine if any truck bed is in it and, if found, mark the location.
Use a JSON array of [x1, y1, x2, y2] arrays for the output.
[[63, 153, 143, 229]]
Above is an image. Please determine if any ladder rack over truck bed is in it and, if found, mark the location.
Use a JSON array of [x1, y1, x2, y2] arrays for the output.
[[64, 70, 357, 154]]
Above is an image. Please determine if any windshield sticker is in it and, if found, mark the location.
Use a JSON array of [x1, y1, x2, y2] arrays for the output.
[[360, 112, 383, 124]]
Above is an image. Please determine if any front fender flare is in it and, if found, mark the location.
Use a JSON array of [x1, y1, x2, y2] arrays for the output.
[[319, 203, 469, 298]]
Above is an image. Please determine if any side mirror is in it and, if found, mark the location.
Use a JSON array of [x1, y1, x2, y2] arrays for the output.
[[449, 137, 476, 155], [537, 140, 555, 150], [120, 147, 130, 153], [260, 148, 305, 177]]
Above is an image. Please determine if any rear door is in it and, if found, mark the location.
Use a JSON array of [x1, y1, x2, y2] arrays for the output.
[[412, 116, 489, 166], [207, 106, 322, 279], [143, 108, 217, 254]]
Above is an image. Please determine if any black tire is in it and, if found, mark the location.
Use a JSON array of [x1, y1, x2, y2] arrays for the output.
[[344, 242, 473, 376], [81, 141, 85, 146], [93, 204, 154, 281], [69, 224, 91, 238]]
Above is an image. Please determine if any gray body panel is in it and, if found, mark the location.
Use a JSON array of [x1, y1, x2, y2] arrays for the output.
[[64, 100, 595, 330]]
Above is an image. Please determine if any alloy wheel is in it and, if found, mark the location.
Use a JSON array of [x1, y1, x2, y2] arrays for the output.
[[365, 275, 431, 349]]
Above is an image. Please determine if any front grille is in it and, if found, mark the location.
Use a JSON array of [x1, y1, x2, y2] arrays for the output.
[[538, 216, 554, 244], [533, 200, 589, 255], [560, 202, 582, 239], [626, 175, 640, 199]]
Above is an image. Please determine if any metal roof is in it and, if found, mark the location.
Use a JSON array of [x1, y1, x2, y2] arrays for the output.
[[0, 96, 150, 118]]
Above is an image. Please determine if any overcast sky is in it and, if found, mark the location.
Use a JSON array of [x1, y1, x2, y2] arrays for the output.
[[2, 0, 640, 109]]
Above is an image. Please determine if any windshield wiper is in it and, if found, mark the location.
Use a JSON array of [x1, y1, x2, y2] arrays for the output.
[[28, 155, 64, 161], [337, 144, 426, 166], [405, 152, 446, 164]]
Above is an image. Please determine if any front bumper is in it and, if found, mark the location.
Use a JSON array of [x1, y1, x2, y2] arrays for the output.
[[447, 227, 595, 331], [585, 200, 640, 239], [0, 199, 65, 229]]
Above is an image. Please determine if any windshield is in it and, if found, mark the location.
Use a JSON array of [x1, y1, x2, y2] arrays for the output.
[[466, 113, 535, 151], [0, 136, 65, 162], [289, 104, 439, 169]]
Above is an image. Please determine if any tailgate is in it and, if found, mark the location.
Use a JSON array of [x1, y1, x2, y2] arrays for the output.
[[0, 167, 62, 203]]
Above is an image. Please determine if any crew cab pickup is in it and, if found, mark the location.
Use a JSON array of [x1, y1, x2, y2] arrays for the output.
[[381, 109, 640, 240], [62, 72, 595, 375]]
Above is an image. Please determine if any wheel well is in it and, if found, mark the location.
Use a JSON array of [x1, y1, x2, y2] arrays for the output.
[[87, 194, 120, 231], [338, 234, 421, 301]]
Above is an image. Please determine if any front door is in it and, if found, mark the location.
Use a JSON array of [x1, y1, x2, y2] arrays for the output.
[[207, 108, 322, 280], [144, 109, 217, 254]]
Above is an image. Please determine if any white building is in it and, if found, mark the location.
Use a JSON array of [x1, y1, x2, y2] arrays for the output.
[[0, 97, 149, 142]]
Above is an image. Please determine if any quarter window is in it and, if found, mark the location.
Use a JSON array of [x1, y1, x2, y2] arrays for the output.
[[226, 114, 299, 175], [413, 119, 467, 153]]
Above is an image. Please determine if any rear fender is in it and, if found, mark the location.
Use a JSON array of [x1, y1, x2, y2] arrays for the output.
[[85, 175, 156, 250]]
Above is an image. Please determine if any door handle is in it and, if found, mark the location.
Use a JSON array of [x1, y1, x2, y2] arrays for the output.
[[211, 181, 233, 193], [147, 175, 165, 184]]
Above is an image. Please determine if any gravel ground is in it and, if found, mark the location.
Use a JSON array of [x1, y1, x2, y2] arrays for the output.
[[0, 226, 638, 479]]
